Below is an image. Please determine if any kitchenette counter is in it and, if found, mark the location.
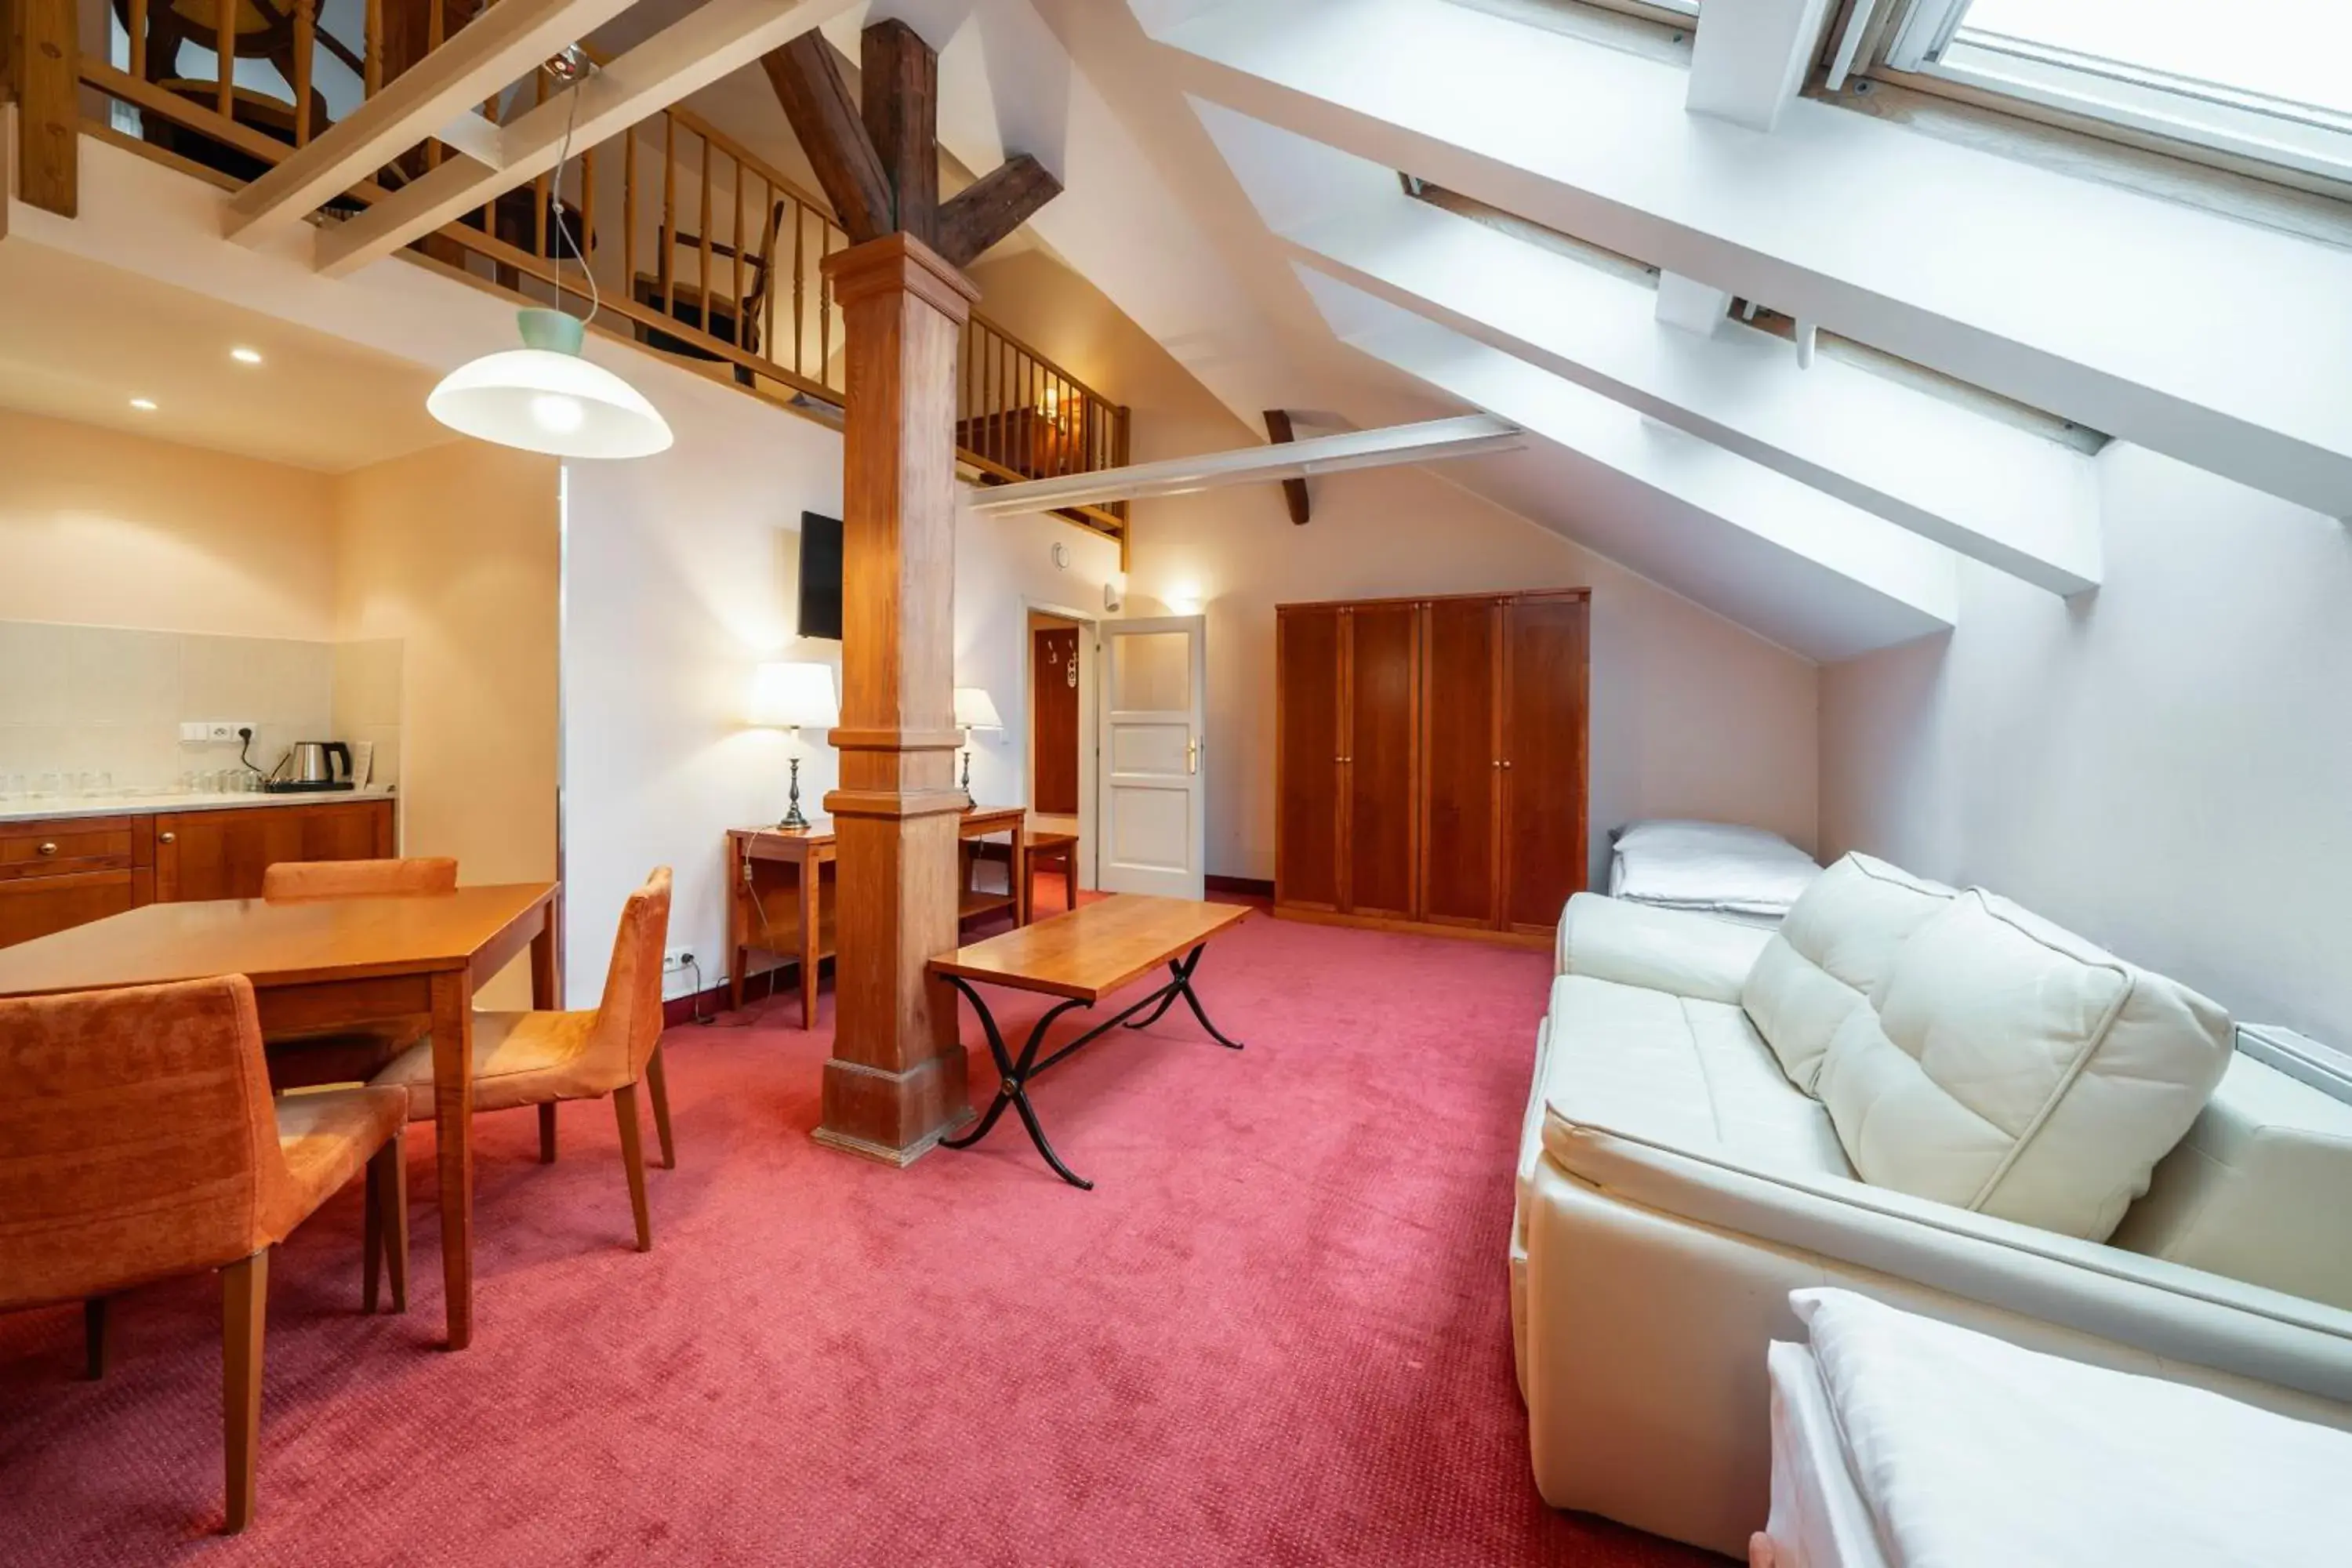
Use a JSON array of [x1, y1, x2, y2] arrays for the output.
[[0, 786, 396, 825]]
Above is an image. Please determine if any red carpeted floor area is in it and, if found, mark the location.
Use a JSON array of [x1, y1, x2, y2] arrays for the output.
[[0, 895, 1712, 1567]]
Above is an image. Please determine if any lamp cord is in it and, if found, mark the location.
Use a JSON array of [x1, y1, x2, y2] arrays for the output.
[[550, 75, 600, 329]]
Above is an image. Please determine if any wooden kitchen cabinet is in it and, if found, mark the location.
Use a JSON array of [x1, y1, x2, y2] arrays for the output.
[[0, 813, 154, 949], [154, 799, 394, 902], [0, 797, 394, 947]]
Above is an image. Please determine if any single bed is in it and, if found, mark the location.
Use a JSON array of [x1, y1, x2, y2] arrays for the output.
[[1606, 819, 1821, 929]]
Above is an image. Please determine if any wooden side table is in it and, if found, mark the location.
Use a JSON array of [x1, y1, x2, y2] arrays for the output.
[[728, 806, 1029, 1028]]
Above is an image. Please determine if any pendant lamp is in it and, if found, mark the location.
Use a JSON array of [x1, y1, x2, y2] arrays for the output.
[[428, 308, 672, 459], [425, 52, 672, 460]]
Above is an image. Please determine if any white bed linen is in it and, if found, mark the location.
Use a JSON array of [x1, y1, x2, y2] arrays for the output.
[[1793, 1289, 2352, 1568], [1608, 820, 1821, 923], [1762, 1340, 1893, 1568]]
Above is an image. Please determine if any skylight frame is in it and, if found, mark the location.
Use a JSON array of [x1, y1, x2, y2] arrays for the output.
[[1860, 0, 2352, 193]]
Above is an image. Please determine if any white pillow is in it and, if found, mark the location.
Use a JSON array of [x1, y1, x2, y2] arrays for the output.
[[1817, 890, 2232, 1241], [1741, 853, 1955, 1092]]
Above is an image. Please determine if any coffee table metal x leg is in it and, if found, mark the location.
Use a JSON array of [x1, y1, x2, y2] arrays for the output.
[[939, 944, 1245, 1189]]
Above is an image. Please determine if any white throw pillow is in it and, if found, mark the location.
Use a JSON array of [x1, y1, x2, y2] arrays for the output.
[[1741, 853, 1955, 1092], [1816, 891, 2233, 1241]]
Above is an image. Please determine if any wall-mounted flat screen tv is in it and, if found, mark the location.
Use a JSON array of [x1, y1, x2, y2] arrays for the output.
[[798, 512, 844, 641]]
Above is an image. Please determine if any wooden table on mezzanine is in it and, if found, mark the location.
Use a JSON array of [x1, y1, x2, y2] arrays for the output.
[[0, 883, 559, 1352], [728, 805, 1029, 1029]]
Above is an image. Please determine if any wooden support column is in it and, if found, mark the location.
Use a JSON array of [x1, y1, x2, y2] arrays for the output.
[[9, 0, 78, 217], [811, 230, 982, 1167]]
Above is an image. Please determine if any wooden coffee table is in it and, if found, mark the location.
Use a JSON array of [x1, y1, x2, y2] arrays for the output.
[[930, 895, 1250, 1189]]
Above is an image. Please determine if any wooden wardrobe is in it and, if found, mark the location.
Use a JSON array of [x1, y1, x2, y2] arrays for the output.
[[1275, 589, 1589, 946]]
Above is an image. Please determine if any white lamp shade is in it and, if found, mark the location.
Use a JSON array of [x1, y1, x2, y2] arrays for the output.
[[953, 687, 1003, 730], [747, 661, 839, 729], [427, 311, 672, 460]]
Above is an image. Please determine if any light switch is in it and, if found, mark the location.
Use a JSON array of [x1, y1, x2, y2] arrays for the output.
[[180, 722, 209, 742]]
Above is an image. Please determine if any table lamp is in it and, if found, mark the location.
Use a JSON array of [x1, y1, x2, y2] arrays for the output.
[[747, 661, 839, 829], [953, 686, 1003, 802]]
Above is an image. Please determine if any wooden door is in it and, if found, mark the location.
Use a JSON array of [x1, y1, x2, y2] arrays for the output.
[[1420, 596, 1501, 930], [1343, 601, 1418, 920], [155, 800, 394, 902], [1275, 604, 1343, 913], [1499, 592, 1592, 937], [1031, 625, 1080, 815], [1096, 617, 1208, 898]]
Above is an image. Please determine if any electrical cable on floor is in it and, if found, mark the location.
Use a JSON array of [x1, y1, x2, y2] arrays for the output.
[[742, 864, 789, 1007], [681, 956, 714, 1026]]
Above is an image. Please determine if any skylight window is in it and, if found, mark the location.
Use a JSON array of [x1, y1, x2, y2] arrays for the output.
[[1875, 0, 2352, 187], [1958, 0, 2347, 118]]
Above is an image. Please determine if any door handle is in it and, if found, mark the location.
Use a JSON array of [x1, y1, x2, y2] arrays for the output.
[[1188, 735, 1200, 775]]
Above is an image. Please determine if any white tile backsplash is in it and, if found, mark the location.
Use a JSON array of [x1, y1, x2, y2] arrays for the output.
[[0, 621, 403, 797]]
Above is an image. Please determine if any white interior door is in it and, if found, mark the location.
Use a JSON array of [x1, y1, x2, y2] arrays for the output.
[[1097, 615, 1207, 898]]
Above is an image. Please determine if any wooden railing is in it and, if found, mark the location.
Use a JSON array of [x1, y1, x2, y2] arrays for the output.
[[70, 2, 1131, 547]]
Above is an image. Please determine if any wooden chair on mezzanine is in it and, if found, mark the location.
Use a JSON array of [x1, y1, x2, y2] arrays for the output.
[[259, 857, 460, 1092], [371, 867, 677, 1252], [0, 976, 409, 1534]]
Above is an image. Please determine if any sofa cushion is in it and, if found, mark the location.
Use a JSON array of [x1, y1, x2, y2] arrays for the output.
[[2108, 1053, 2352, 1312], [1817, 891, 2231, 1241], [1555, 891, 1776, 1000], [1531, 975, 1851, 1214], [1741, 853, 1955, 1092]]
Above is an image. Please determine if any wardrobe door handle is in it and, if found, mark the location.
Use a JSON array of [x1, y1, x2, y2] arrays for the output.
[[158, 832, 176, 844]]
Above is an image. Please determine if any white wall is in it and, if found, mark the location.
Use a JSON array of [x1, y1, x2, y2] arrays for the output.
[[1127, 461, 1822, 884], [561, 367, 840, 1007], [1822, 442, 2352, 1044], [559, 360, 1123, 1004], [967, 248, 1824, 887]]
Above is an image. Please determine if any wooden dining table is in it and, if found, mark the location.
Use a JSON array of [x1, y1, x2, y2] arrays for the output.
[[0, 882, 559, 1351]]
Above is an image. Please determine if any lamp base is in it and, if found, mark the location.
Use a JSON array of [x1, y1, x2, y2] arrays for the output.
[[779, 754, 811, 831]]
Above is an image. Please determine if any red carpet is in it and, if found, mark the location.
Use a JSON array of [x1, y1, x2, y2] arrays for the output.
[[0, 899, 1713, 1566]]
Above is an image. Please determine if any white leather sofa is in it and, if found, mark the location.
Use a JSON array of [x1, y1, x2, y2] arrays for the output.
[[1514, 853, 2352, 1558]]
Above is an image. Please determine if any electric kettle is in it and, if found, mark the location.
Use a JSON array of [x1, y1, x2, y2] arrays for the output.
[[268, 741, 355, 792]]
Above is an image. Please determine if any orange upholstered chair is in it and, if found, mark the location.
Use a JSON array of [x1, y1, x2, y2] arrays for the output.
[[0, 976, 408, 1534], [375, 867, 676, 1250], [261, 856, 458, 900], [259, 858, 459, 1091]]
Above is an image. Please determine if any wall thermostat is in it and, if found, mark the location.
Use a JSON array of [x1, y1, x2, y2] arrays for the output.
[[1051, 540, 1071, 569]]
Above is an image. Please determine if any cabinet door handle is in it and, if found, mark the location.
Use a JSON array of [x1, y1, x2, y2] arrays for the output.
[[158, 831, 176, 844], [1502, 760, 1513, 770], [37, 841, 57, 856]]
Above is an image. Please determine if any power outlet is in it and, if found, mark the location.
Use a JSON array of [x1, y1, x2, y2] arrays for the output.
[[662, 949, 695, 973], [205, 721, 240, 742]]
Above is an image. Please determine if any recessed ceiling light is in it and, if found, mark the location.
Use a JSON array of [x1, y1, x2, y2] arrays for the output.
[[129, 397, 158, 412], [230, 347, 263, 365]]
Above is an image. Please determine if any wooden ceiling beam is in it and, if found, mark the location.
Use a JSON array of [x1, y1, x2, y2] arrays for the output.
[[1263, 409, 1312, 524], [860, 18, 937, 245], [226, 0, 638, 245], [314, 0, 860, 277], [760, 30, 892, 245], [934, 154, 1062, 268]]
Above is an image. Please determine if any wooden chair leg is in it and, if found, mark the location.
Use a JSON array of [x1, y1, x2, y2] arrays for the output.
[[83, 1297, 111, 1381], [644, 1045, 677, 1170], [612, 1085, 652, 1252], [364, 1156, 383, 1314], [539, 1102, 557, 1164], [367, 1133, 408, 1313], [221, 1249, 268, 1534]]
